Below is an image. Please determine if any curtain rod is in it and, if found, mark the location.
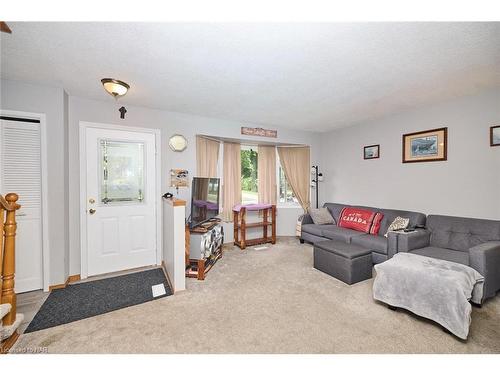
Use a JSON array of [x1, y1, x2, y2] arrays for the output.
[[197, 135, 222, 143], [196, 134, 308, 148]]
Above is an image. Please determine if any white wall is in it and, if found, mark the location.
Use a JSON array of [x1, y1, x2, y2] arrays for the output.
[[319, 88, 500, 220], [0, 79, 70, 285], [68, 96, 320, 276]]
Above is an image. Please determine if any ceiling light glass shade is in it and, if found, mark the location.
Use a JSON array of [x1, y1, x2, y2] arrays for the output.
[[101, 78, 130, 98]]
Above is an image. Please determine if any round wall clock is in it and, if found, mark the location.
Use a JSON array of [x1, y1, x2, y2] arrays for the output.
[[169, 134, 188, 152]]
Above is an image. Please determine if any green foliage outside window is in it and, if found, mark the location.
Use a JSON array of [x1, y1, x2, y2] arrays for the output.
[[241, 148, 258, 204], [239, 146, 297, 205], [241, 149, 258, 192]]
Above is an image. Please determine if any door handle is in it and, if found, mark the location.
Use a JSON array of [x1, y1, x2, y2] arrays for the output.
[[89, 208, 96, 215]]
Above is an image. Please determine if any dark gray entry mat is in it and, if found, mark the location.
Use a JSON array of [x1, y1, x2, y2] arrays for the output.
[[25, 268, 172, 333]]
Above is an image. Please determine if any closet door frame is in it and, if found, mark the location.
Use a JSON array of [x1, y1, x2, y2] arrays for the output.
[[0, 109, 50, 292]]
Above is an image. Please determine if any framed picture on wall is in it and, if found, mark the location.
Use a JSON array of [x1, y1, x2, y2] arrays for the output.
[[402, 127, 447, 163], [363, 144, 380, 160], [491, 126, 500, 147]]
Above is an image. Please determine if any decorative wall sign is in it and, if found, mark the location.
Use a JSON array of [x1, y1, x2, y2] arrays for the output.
[[402, 127, 447, 163], [363, 144, 380, 160], [169, 134, 188, 152], [241, 126, 277, 138], [490, 125, 500, 147], [170, 169, 189, 188]]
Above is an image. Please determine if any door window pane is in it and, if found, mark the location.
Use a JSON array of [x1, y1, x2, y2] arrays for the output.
[[100, 140, 145, 204]]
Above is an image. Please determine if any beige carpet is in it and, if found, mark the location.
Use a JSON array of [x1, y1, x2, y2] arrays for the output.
[[12, 238, 500, 353]]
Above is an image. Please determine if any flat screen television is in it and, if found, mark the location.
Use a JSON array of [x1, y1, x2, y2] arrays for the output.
[[190, 177, 220, 228]]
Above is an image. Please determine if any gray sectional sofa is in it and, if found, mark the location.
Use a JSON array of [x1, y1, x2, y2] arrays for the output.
[[301, 203, 426, 264], [302, 203, 500, 302]]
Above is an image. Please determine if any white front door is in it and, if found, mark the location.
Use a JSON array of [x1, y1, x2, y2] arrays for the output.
[[0, 119, 43, 292], [84, 126, 157, 276]]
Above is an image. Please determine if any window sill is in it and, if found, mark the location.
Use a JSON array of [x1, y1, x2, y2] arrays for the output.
[[277, 204, 301, 209]]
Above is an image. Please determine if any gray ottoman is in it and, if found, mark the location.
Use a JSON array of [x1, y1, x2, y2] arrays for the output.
[[313, 240, 373, 284]]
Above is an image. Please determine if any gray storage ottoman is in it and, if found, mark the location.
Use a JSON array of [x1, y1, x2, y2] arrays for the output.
[[314, 240, 373, 284]]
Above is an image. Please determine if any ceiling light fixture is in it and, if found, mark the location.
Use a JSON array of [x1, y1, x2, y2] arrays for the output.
[[101, 78, 130, 98]]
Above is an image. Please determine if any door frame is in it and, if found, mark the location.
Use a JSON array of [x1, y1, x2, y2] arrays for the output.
[[0, 109, 50, 292], [79, 121, 162, 279]]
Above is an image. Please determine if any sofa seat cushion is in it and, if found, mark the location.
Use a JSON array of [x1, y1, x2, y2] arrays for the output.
[[351, 234, 388, 254], [409, 246, 470, 265], [321, 226, 364, 243], [301, 224, 337, 237]]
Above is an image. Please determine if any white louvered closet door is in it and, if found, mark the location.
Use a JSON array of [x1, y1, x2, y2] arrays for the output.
[[0, 119, 43, 292]]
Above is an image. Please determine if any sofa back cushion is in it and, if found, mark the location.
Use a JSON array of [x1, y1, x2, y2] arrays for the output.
[[308, 207, 335, 225], [323, 203, 426, 237], [376, 208, 426, 235], [323, 203, 346, 224], [427, 215, 500, 252]]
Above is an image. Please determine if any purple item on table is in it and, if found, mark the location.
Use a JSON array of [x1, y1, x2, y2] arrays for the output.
[[193, 199, 219, 210], [233, 203, 273, 212]]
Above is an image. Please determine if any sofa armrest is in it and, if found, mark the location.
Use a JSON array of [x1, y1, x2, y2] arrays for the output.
[[301, 213, 313, 225], [469, 241, 500, 301], [396, 230, 431, 252], [387, 232, 399, 258]]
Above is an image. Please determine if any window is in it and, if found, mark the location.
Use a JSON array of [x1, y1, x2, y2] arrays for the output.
[[239, 144, 299, 206], [100, 140, 145, 204], [278, 162, 298, 205], [241, 146, 258, 204]]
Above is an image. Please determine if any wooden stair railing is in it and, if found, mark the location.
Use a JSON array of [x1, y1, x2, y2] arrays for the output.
[[0, 193, 21, 326]]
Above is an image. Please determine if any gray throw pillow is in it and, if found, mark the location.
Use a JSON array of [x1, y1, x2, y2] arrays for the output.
[[308, 208, 335, 225], [384, 216, 410, 237]]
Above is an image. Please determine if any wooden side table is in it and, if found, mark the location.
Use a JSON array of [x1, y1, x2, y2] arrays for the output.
[[233, 204, 276, 249]]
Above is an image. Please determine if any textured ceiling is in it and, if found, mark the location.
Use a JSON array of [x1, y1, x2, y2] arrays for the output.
[[1, 22, 500, 131]]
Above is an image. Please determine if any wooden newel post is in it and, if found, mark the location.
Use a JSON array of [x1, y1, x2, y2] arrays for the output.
[[2, 193, 20, 326], [0, 207, 4, 306]]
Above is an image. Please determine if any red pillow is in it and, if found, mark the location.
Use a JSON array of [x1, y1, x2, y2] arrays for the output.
[[338, 207, 384, 235], [369, 212, 384, 235]]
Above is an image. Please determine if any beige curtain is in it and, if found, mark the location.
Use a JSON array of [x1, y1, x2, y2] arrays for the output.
[[257, 145, 277, 206], [196, 136, 220, 177], [222, 142, 241, 221], [277, 146, 311, 211]]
